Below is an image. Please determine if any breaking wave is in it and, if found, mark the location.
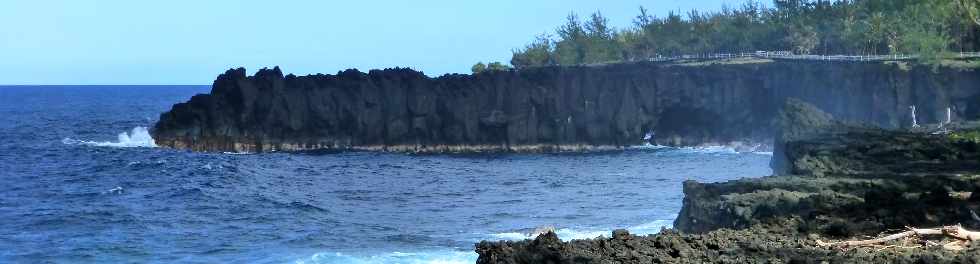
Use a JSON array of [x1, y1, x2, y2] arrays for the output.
[[490, 219, 674, 241], [296, 219, 674, 264], [62, 126, 157, 148], [631, 143, 773, 155], [295, 250, 477, 264]]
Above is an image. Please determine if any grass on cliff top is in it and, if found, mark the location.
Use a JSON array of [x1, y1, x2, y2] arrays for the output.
[[950, 129, 980, 143], [938, 59, 980, 69]]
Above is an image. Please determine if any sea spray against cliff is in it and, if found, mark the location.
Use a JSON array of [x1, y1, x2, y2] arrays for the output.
[[3, 85, 776, 263], [62, 126, 157, 148]]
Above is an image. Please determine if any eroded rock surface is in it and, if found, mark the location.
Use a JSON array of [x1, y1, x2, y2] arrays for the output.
[[476, 101, 980, 263], [152, 60, 980, 153], [476, 223, 980, 264]]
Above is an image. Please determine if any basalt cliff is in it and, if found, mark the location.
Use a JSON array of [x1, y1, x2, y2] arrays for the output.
[[152, 59, 980, 153], [475, 100, 980, 264]]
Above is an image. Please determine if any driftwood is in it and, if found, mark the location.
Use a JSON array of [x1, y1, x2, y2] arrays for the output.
[[817, 225, 980, 251]]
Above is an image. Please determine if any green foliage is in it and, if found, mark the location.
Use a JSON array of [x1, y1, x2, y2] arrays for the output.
[[787, 24, 819, 54], [950, 129, 980, 143], [955, 0, 980, 27], [487, 62, 512, 71], [508, 0, 980, 67], [472, 61, 511, 74], [898, 2, 954, 65], [471, 62, 487, 74], [511, 34, 554, 69]]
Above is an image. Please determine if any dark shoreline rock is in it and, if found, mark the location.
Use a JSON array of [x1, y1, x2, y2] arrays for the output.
[[475, 101, 980, 263], [152, 60, 980, 153], [476, 221, 980, 264]]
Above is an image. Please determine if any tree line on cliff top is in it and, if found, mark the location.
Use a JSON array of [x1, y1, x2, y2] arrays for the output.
[[492, 0, 980, 70]]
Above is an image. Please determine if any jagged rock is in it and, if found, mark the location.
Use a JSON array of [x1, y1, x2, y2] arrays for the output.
[[678, 101, 980, 233], [476, 231, 568, 264], [477, 101, 980, 263], [475, 219, 980, 264], [612, 229, 631, 240], [152, 60, 980, 153], [770, 101, 980, 177], [771, 98, 844, 175]]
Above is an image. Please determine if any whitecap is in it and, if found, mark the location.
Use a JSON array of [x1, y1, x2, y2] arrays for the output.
[[102, 186, 124, 195], [630, 144, 738, 154], [489, 218, 675, 241], [631, 143, 777, 155], [63, 126, 157, 148], [676, 145, 738, 154], [627, 143, 671, 150], [295, 250, 477, 264]]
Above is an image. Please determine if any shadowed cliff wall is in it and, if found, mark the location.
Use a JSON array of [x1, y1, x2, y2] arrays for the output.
[[152, 60, 980, 153]]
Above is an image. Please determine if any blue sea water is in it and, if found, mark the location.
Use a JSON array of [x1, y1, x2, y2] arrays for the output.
[[0, 85, 772, 264]]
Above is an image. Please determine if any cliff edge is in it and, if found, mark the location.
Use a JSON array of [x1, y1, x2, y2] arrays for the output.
[[152, 60, 980, 153], [476, 101, 980, 263]]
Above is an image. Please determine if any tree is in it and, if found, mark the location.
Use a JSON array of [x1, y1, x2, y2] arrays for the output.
[[487, 62, 512, 71], [555, 13, 588, 65], [899, 3, 953, 64], [511, 34, 555, 68], [583, 11, 621, 63], [502, 0, 979, 68], [955, 0, 980, 27], [471, 62, 487, 74], [787, 24, 819, 54], [864, 12, 889, 55]]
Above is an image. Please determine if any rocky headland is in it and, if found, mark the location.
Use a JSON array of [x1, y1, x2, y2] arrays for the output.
[[151, 59, 980, 153], [475, 99, 980, 263]]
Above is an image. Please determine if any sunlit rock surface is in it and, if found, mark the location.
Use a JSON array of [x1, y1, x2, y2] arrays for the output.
[[152, 60, 980, 153]]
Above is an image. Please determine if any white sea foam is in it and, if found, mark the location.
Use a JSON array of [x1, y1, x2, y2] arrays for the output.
[[62, 127, 157, 148], [630, 143, 737, 154], [295, 220, 676, 263], [675, 145, 738, 154], [627, 143, 671, 150], [295, 250, 477, 264], [490, 219, 675, 241], [631, 143, 774, 155], [101, 186, 124, 195], [294, 219, 676, 263]]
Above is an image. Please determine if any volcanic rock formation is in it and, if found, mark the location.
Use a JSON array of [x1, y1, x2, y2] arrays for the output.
[[475, 100, 980, 263], [152, 59, 980, 153]]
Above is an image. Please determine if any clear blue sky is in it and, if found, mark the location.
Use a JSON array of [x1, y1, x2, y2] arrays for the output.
[[0, 0, 762, 85]]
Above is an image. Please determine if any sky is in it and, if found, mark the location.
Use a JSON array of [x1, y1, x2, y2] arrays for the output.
[[0, 0, 763, 85]]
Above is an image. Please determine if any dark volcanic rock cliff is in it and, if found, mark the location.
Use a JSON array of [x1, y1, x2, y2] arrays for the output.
[[476, 101, 980, 264], [153, 60, 980, 153], [678, 100, 980, 234]]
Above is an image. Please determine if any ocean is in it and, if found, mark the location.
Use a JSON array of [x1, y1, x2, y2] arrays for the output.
[[0, 85, 772, 263]]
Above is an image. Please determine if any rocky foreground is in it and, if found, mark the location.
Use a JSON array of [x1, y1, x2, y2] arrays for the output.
[[152, 60, 980, 153], [475, 100, 980, 263]]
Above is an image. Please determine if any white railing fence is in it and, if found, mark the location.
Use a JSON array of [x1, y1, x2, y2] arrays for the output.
[[644, 51, 980, 63]]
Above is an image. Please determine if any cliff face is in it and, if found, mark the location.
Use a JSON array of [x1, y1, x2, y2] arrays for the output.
[[152, 60, 980, 153], [676, 101, 980, 234], [475, 101, 980, 264]]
